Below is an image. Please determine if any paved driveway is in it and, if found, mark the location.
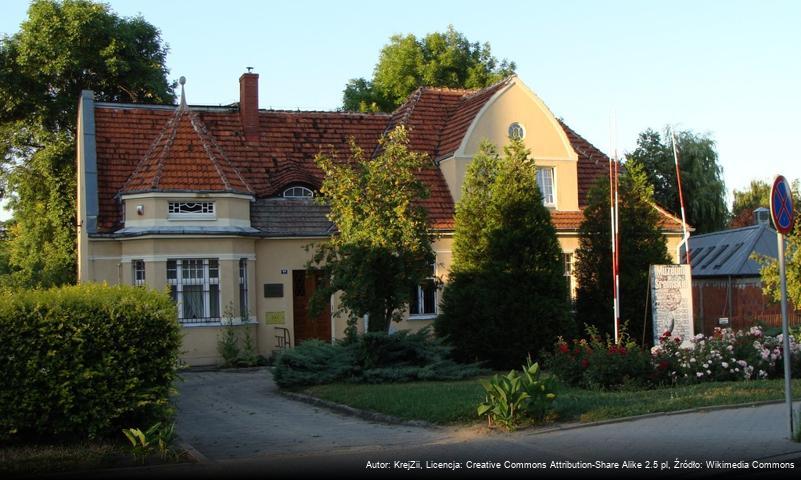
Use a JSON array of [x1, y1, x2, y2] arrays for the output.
[[175, 369, 801, 477], [174, 368, 454, 461]]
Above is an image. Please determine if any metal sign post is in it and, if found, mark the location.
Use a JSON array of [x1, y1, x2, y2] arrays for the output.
[[770, 174, 795, 439]]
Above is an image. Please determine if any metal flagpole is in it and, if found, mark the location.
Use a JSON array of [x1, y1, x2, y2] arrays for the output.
[[609, 115, 617, 343], [610, 112, 620, 344], [671, 129, 691, 265]]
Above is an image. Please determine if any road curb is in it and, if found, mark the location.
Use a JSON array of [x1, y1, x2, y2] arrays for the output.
[[175, 435, 213, 465], [520, 399, 797, 436]]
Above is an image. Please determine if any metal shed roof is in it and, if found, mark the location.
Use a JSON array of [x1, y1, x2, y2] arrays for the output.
[[680, 224, 778, 278]]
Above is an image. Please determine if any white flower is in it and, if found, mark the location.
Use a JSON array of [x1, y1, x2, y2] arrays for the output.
[[721, 362, 729, 368], [697, 372, 704, 377], [706, 370, 712, 375]]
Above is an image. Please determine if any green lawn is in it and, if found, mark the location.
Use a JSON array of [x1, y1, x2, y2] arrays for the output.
[[303, 377, 801, 425]]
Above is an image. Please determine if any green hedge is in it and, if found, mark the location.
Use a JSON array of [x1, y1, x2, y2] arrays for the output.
[[0, 284, 181, 440]]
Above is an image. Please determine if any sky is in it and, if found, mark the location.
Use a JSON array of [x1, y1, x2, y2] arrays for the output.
[[1, 0, 799, 221]]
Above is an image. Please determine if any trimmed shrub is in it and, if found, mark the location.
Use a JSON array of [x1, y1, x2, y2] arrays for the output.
[[272, 340, 355, 388], [0, 284, 181, 440], [544, 326, 653, 390], [272, 327, 487, 388]]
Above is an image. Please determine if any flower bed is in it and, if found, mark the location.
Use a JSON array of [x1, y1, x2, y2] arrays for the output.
[[651, 327, 801, 384], [547, 326, 801, 390]]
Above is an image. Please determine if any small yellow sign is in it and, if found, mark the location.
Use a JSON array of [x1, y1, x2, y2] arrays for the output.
[[264, 311, 286, 325]]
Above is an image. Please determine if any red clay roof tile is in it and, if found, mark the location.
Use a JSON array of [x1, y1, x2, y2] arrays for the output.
[[91, 78, 680, 235], [119, 105, 252, 196]]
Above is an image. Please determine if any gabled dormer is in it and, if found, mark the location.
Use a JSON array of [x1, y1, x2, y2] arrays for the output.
[[116, 80, 255, 234], [436, 76, 580, 210]]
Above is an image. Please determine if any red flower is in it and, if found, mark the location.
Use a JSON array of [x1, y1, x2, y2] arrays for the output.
[[657, 360, 670, 370], [674, 337, 682, 344], [580, 359, 590, 369]]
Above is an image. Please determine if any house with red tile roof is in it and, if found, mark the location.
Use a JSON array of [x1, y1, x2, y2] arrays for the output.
[[76, 72, 685, 365]]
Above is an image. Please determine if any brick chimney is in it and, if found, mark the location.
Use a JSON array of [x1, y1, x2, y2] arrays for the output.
[[239, 72, 259, 142]]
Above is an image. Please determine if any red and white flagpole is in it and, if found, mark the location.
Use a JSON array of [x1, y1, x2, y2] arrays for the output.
[[671, 129, 691, 265], [610, 113, 621, 344]]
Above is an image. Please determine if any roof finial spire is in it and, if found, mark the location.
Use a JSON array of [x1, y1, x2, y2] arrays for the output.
[[179, 76, 187, 108]]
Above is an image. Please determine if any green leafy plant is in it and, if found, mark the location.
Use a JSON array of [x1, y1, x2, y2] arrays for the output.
[[217, 303, 262, 368], [477, 371, 529, 430], [218, 323, 241, 368], [122, 422, 175, 462], [477, 359, 557, 430], [0, 284, 180, 440], [519, 357, 557, 419]]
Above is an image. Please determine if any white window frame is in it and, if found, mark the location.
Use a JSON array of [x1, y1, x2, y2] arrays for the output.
[[239, 258, 249, 321], [536, 167, 556, 207], [282, 186, 314, 199], [409, 261, 438, 319], [167, 201, 216, 220], [563, 252, 575, 301], [132, 259, 145, 286], [167, 258, 221, 324]]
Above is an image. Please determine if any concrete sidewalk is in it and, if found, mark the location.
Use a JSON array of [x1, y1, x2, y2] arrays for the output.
[[170, 369, 801, 478]]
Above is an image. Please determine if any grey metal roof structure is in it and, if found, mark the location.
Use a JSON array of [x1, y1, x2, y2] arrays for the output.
[[250, 198, 334, 237], [680, 224, 778, 278]]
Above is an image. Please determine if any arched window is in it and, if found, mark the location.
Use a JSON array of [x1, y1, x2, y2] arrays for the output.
[[282, 186, 314, 198]]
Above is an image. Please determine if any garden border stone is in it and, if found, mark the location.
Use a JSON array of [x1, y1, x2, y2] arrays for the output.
[[284, 390, 790, 434], [279, 391, 440, 429]]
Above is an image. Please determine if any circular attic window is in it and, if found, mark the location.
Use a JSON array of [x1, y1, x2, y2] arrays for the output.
[[508, 122, 525, 140]]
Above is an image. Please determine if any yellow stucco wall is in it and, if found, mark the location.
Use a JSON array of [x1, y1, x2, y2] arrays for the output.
[[181, 324, 259, 367], [440, 79, 579, 209], [121, 195, 251, 228], [253, 237, 328, 353]]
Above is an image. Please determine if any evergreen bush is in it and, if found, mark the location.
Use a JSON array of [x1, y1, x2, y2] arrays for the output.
[[272, 327, 486, 388]]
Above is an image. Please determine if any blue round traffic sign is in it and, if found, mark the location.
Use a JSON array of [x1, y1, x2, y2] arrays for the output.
[[770, 175, 795, 235]]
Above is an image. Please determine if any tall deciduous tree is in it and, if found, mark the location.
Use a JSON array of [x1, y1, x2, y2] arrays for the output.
[[730, 180, 771, 228], [729, 179, 801, 229], [0, 0, 174, 287], [435, 139, 572, 369], [574, 162, 671, 345], [626, 128, 728, 234], [309, 126, 435, 335], [342, 26, 515, 113]]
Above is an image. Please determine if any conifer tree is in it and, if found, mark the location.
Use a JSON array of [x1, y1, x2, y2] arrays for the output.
[[574, 162, 671, 345], [435, 139, 572, 368]]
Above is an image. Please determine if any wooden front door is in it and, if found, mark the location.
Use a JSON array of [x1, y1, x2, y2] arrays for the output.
[[292, 270, 331, 344]]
